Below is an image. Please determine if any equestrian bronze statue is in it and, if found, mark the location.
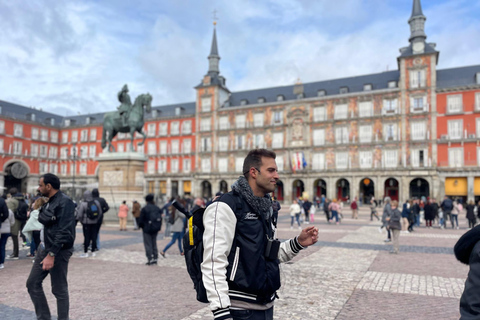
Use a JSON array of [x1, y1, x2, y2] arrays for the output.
[[101, 85, 152, 152]]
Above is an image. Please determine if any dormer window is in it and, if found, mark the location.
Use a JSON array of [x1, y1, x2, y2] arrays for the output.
[[388, 81, 397, 88], [50, 118, 55, 126], [317, 90, 326, 97], [86, 117, 91, 125], [64, 119, 71, 127], [175, 107, 183, 116], [240, 99, 248, 106], [276, 95, 284, 101], [339, 87, 349, 94], [257, 97, 266, 104], [363, 84, 372, 91], [28, 113, 36, 121], [151, 110, 157, 118], [476, 72, 480, 85], [296, 93, 305, 99]]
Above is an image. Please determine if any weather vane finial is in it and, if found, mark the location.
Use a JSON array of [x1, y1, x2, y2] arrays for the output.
[[213, 9, 219, 26]]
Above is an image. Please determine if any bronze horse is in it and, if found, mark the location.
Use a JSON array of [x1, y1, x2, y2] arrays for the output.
[[101, 93, 152, 152]]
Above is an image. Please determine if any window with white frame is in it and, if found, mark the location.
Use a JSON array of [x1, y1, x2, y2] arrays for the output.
[[312, 153, 325, 170], [89, 145, 96, 158], [31, 144, 39, 157], [40, 129, 48, 141], [80, 146, 88, 158], [159, 123, 168, 136], [89, 129, 96, 141], [49, 147, 57, 159], [218, 158, 228, 172], [147, 123, 156, 137], [359, 101, 373, 118], [236, 114, 246, 129], [409, 69, 426, 88], [61, 164, 67, 175], [335, 152, 348, 169], [71, 131, 78, 142], [447, 94, 463, 113], [171, 122, 180, 135], [50, 164, 58, 175], [202, 158, 211, 173], [32, 128, 39, 140], [334, 104, 348, 120], [0, 121, 4, 134], [171, 159, 179, 173], [312, 129, 325, 146], [384, 150, 398, 168], [254, 113, 264, 127], [411, 121, 426, 140], [201, 137, 211, 152], [273, 110, 283, 124], [62, 132, 68, 143], [200, 118, 211, 132], [0, 139, 3, 153], [148, 141, 156, 155], [159, 141, 167, 154], [183, 159, 191, 172], [448, 120, 463, 139], [218, 136, 228, 151], [335, 127, 349, 144], [39, 163, 48, 174], [477, 118, 480, 138], [410, 96, 427, 112], [80, 163, 87, 175], [201, 97, 211, 112], [14, 124, 23, 137], [383, 99, 398, 114], [219, 116, 228, 130], [449, 148, 463, 168], [235, 157, 243, 173], [147, 160, 155, 174], [182, 121, 192, 134], [158, 160, 167, 173], [236, 135, 245, 150], [171, 140, 179, 153], [40, 145, 47, 158], [183, 139, 191, 153], [359, 125, 372, 143], [359, 151, 372, 168], [313, 106, 326, 122], [51, 131, 58, 143], [383, 123, 397, 141], [254, 134, 264, 148], [80, 129, 88, 142], [60, 147, 67, 159], [477, 147, 480, 166], [117, 143, 125, 152], [272, 132, 283, 148], [476, 92, 480, 111], [411, 148, 428, 167], [276, 155, 284, 171]]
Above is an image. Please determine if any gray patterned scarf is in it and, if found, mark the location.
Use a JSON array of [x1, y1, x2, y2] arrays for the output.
[[231, 176, 273, 220]]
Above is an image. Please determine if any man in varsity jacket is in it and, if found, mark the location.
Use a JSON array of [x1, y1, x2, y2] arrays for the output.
[[202, 149, 319, 320]]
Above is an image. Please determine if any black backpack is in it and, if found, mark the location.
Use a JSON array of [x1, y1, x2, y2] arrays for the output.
[[0, 198, 8, 224], [15, 199, 29, 221], [86, 200, 100, 220], [183, 193, 243, 303], [145, 207, 162, 233]]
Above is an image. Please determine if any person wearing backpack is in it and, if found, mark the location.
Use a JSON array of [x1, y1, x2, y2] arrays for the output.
[[441, 195, 453, 229], [201, 149, 318, 320], [6, 188, 29, 259], [139, 194, 162, 265], [92, 188, 109, 250], [75, 190, 102, 258], [160, 199, 186, 258], [1, 195, 15, 269]]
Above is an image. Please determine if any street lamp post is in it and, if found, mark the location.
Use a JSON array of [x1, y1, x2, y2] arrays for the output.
[[71, 143, 77, 201]]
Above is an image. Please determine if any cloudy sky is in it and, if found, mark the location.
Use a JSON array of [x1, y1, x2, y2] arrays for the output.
[[0, 0, 479, 116]]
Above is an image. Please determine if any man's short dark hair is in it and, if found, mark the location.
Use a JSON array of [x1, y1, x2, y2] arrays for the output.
[[92, 188, 100, 198], [9, 187, 18, 195], [145, 194, 154, 203], [41, 173, 60, 190], [242, 149, 276, 179]]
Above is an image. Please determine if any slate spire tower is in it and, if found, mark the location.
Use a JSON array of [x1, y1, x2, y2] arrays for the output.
[[208, 24, 220, 76], [409, 0, 427, 44]]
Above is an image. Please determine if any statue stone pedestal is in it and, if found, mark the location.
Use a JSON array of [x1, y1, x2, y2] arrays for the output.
[[96, 152, 147, 223]]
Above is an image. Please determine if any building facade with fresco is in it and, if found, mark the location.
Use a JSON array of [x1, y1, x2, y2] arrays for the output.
[[0, 0, 479, 204]]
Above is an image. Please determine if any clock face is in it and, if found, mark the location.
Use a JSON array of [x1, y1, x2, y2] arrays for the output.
[[11, 162, 28, 179], [412, 42, 425, 54]]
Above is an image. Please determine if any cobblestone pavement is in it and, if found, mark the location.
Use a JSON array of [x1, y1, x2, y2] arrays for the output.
[[0, 206, 470, 319]]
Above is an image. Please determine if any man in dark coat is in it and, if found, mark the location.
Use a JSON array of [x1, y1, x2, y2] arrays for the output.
[[424, 200, 436, 228]]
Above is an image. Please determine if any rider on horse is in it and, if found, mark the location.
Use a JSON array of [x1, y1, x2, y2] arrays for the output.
[[117, 84, 132, 127]]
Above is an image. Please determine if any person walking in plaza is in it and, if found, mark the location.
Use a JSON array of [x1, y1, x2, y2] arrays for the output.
[[6, 188, 29, 259], [92, 188, 109, 250], [160, 202, 185, 258], [466, 200, 476, 229], [118, 200, 129, 231], [76, 190, 102, 258], [401, 199, 411, 233], [370, 198, 380, 222], [441, 195, 453, 229], [201, 149, 318, 320], [0, 196, 14, 269], [309, 202, 316, 223], [22, 197, 47, 259], [139, 194, 162, 265], [424, 199, 435, 229], [452, 200, 461, 229], [329, 199, 341, 224], [131, 200, 141, 230], [381, 197, 393, 242], [350, 197, 358, 219], [388, 200, 402, 254], [411, 199, 420, 229], [289, 199, 301, 229], [302, 198, 312, 225], [27, 173, 76, 320], [324, 198, 331, 223]]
